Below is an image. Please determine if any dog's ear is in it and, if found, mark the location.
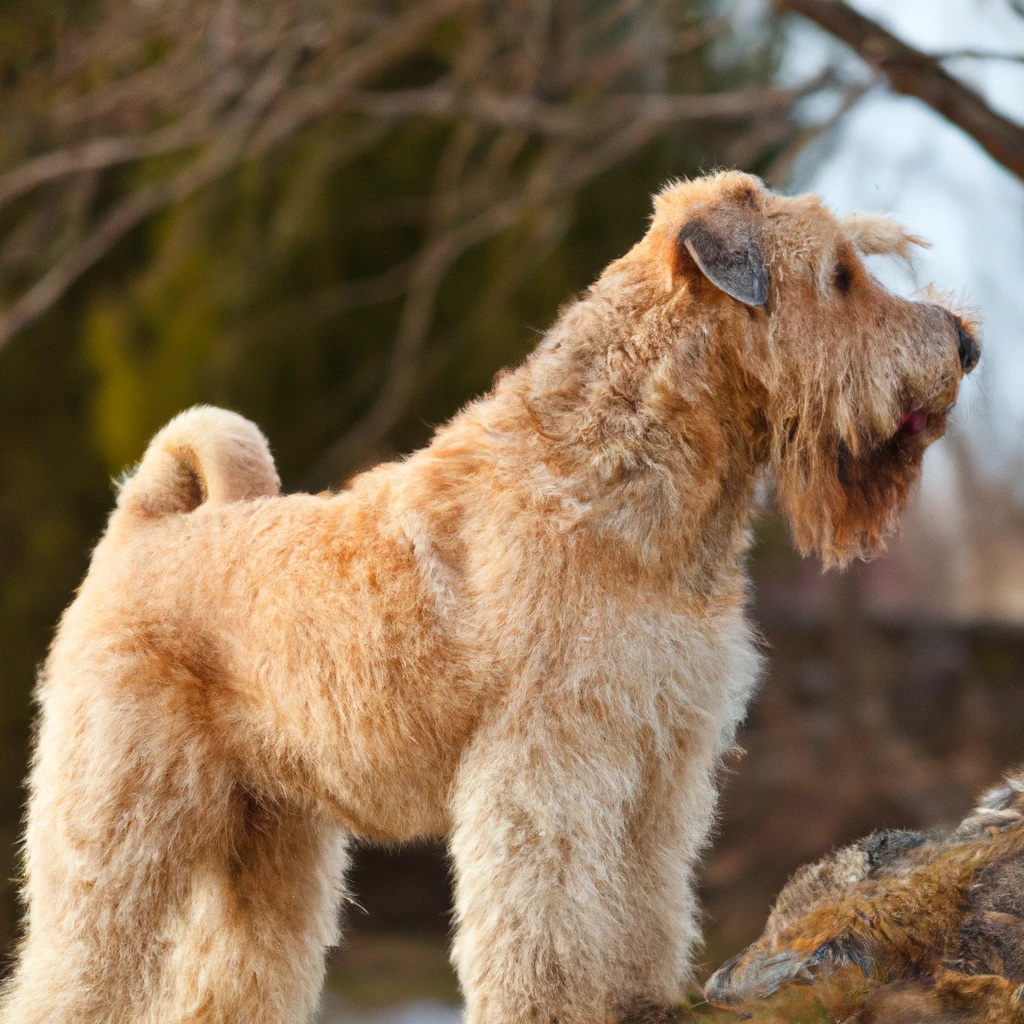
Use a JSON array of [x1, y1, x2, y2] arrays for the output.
[[678, 204, 769, 307]]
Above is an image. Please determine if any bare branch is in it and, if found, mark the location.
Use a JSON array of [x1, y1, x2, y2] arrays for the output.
[[0, 39, 300, 352], [580, 16, 732, 88], [253, 260, 413, 340], [935, 50, 1024, 64], [52, 35, 211, 129], [307, 118, 488, 485], [305, 189, 531, 485], [776, 0, 1024, 181], [0, 183, 168, 351], [0, 122, 214, 214], [0, 1, 477, 352], [248, 0, 477, 156], [334, 81, 815, 136], [762, 82, 871, 185]]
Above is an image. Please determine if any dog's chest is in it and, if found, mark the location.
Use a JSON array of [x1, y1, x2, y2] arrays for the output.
[[500, 591, 761, 754], [607, 602, 761, 741]]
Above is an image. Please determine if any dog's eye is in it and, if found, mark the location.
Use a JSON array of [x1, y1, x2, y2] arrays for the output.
[[834, 261, 852, 294]]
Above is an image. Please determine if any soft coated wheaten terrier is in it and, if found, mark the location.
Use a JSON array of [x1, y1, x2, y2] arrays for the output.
[[2, 171, 979, 1024]]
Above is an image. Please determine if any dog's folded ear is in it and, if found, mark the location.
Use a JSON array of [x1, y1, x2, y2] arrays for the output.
[[678, 205, 769, 308]]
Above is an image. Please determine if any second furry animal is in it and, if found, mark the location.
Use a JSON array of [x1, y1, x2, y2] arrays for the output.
[[2, 171, 979, 1024], [705, 773, 1024, 1023]]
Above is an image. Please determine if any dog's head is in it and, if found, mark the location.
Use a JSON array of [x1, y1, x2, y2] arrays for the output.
[[641, 171, 980, 568]]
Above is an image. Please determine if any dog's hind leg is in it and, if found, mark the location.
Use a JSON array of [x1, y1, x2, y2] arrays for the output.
[[144, 793, 348, 1024], [0, 645, 348, 1024]]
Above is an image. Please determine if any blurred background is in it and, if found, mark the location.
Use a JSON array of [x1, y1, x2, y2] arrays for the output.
[[1, 0, 1023, 1020]]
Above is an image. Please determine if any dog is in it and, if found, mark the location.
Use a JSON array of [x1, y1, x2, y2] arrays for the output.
[[0, 171, 980, 1024], [704, 771, 1024, 1023]]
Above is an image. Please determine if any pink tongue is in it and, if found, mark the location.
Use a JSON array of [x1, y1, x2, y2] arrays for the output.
[[897, 409, 928, 436]]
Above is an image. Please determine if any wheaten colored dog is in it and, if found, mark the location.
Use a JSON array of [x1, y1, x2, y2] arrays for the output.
[[2, 171, 979, 1024]]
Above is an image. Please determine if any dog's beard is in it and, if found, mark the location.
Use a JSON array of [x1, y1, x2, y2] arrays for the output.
[[776, 421, 931, 569], [836, 429, 925, 531]]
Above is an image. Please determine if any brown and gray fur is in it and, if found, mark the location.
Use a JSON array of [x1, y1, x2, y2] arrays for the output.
[[0, 171, 979, 1024], [705, 773, 1024, 1023]]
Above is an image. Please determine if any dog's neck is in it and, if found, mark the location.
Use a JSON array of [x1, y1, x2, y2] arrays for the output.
[[472, 280, 769, 596]]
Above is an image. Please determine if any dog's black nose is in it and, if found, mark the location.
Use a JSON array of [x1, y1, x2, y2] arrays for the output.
[[956, 319, 980, 373]]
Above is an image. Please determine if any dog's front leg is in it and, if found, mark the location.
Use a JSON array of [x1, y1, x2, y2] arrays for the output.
[[611, 731, 722, 1022], [450, 689, 653, 1024]]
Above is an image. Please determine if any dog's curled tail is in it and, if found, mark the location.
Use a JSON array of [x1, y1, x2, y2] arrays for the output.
[[116, 406, 280, 519]]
